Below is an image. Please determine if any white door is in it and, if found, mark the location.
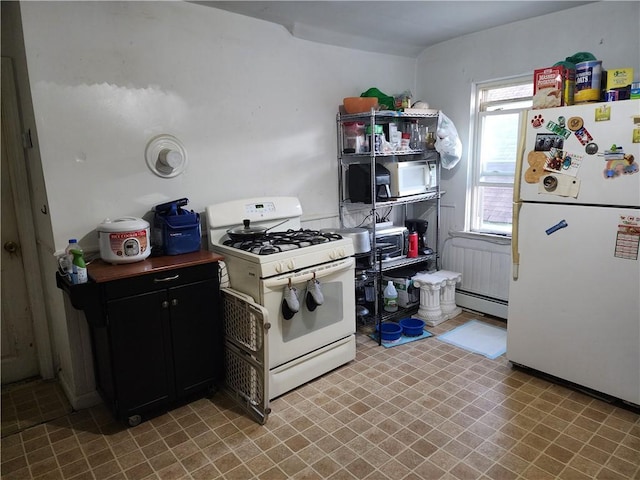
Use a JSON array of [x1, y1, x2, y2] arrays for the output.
[[1, 57, 53, 384], [1, 93, 38, 383], [508, 202, 640, 404]]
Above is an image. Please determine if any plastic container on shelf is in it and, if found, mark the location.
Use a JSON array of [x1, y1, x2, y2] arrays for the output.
[[365, 125, 384, 152], [383, 280, 398, 312], [342, 122, 366, 154]]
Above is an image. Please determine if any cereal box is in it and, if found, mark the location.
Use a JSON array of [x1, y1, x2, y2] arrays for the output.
[[533, 66, 575, 109]]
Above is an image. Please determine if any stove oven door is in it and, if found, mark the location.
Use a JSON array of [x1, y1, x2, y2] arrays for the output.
[[221, 288, 271, 425], [261, 257, 356, 398]]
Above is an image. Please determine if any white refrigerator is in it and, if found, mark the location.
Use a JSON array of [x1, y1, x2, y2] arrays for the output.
[[508, 99, 640, 406]]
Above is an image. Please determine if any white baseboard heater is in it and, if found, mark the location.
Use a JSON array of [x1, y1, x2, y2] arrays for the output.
[[456, 290, 508, 319], [441, 232, 511, 320]]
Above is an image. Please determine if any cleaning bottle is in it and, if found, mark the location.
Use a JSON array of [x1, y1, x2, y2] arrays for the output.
[[383, 280, 398, 312], [58, 239, 79, 281], [70, 249, 88, 285]]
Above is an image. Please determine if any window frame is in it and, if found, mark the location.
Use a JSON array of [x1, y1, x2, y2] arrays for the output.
[[468, 76, 533, 236]]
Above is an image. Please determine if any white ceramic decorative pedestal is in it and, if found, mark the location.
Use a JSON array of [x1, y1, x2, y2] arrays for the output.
[[412, 270, 463, 326]]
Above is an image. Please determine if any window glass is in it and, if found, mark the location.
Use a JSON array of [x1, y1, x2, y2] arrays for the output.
[[470, 78, 532, 235]]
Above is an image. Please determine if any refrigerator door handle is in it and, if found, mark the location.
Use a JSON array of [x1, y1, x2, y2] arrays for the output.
[[512, 111, 528, 204], [512, 201, 522, 280], [510, 110, 529, 281]]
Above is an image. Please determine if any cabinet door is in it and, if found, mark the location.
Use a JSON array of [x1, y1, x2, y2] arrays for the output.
[[107, 290, 175, 419], [170, 277, 222, 398]]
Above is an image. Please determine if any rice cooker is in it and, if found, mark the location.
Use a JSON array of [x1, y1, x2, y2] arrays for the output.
[[98, 217, 151, 264]]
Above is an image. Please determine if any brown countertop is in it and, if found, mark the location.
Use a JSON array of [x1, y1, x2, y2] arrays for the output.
[[88, 250, 224, 283]]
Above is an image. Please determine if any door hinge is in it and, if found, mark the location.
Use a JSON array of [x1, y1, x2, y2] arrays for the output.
[[22, 129, 33, 149]]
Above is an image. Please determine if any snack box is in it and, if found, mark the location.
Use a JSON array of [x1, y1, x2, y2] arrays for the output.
[[533, 66, 574, 109], [604, 68, 633, 91]]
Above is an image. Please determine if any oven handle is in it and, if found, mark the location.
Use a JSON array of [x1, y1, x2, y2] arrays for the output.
[[262, 257, 354, 288]]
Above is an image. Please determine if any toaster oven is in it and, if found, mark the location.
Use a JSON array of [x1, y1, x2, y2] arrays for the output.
[[374, 226, 408, 262]]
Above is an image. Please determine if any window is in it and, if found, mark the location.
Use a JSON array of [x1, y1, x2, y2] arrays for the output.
[[469, 78, 532, 235]]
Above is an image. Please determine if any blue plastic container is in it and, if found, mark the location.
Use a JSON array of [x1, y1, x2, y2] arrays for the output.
[[399, 318, 425, 337], [376, 322, 402, 341]]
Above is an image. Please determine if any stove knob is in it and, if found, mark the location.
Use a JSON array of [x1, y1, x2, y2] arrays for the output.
[[275, 262, 284, 273], [287, 259, 296, 270]]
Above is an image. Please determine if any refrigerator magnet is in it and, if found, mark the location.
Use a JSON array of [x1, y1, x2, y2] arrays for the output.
[[545, 119, 571, 139], [545, 220, 568, 235], [594, 105, 611, 122], [585, 142, 598, 155], [544, 148, 583, 176], [603, 145, 639, 178], [538, 174, 580, 197], [525, 151, 547, 183], [614, 216, 640, 260], [567, 116, 583, 131], [574, 126, 594, 145]]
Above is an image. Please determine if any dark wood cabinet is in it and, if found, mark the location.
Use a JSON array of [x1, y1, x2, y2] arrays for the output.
[[57, 251, 224, 426]]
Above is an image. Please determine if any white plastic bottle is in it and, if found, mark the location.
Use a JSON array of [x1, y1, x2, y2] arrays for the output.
[[383, 280, 398, 312], [58, 239, 79, 281]]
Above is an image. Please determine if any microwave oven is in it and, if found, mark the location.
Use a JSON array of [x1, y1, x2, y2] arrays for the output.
[[374, 226, 408, 262], [379, 160, 438, 198]]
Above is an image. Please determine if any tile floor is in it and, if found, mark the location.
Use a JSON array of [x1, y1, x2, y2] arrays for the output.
[[1, 312, 639, 480], [1, 379, 73, 438]]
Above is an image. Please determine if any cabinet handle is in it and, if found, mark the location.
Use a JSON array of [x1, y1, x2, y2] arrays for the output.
[[161, 300, 169, 309], [154, 274, 180, 283], [171, 298, 178, 307]]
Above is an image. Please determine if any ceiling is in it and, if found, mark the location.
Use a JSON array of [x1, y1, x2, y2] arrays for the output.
[[194, 1, 594, 57]]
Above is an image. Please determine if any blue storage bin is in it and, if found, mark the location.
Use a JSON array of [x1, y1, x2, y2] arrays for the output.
[[154, 198, 201, 255]]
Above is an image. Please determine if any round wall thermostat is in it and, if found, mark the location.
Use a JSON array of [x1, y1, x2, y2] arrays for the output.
[[145, 134, 188, 178]]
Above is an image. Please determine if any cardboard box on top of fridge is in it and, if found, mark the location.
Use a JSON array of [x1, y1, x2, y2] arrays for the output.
[[533, 66, 575, 109], [604, 68, 633, 90]]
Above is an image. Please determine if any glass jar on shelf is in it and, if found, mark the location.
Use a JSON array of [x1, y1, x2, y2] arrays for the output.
[[408, 120, 420, 150]]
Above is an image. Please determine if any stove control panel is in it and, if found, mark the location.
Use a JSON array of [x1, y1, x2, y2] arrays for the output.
[[244, 201, 276, 216]]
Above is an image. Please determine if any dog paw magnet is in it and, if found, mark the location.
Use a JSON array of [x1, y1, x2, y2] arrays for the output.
[[531, 114, 544, 128]]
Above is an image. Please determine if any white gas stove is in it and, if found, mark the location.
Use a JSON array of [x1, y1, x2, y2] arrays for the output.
[[206, 197, 356, 409]]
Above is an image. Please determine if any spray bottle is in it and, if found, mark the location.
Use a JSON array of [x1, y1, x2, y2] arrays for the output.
[[71, 249, 87, 285]]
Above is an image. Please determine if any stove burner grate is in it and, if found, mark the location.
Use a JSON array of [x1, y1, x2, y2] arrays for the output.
[[223, 229, 343, 255]]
